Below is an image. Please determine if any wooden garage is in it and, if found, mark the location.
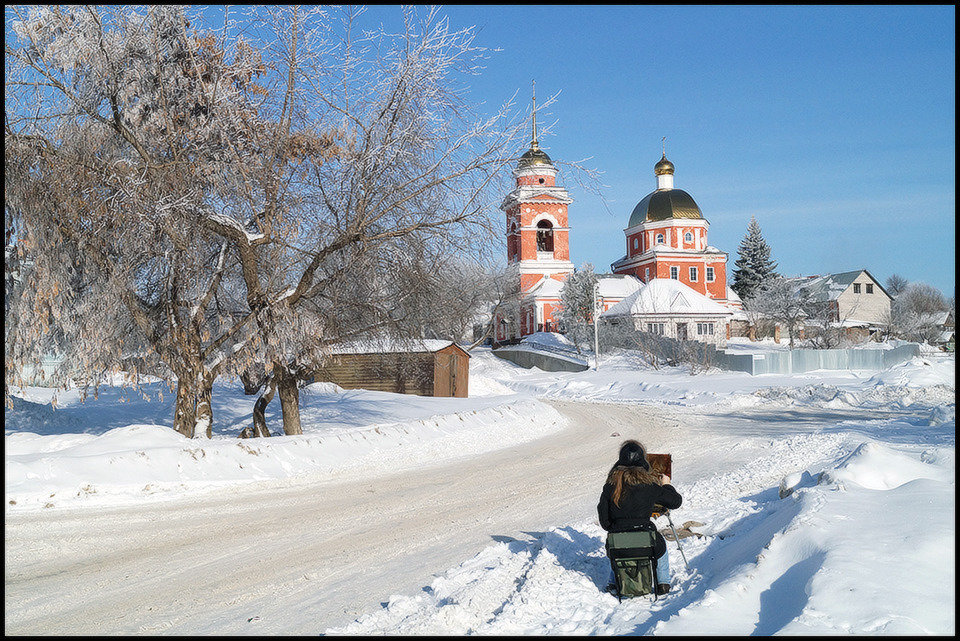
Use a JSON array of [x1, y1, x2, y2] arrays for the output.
[[310, 339, 470, 398]]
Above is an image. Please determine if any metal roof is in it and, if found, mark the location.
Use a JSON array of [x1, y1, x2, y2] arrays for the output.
[[628, 188, 703, 227], [788, 269, 892, 303], [518, 147, 553, 168]]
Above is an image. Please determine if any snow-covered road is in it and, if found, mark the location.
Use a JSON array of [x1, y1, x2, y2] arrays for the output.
[[5, 400, 673, 635], [4, 397, 950, 635]]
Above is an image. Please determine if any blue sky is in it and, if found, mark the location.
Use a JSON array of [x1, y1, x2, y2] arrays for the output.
[[359, 5, 955, 296], [8, 5, 952, 295]]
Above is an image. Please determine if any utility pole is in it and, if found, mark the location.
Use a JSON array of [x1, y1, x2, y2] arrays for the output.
[[593, 281, 602, 370]]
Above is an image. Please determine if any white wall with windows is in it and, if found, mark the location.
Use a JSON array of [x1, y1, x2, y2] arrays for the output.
[[632, 315, 729, 347]]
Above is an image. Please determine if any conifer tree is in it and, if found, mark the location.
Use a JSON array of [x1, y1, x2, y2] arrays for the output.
[[731, 216, 779, 303]]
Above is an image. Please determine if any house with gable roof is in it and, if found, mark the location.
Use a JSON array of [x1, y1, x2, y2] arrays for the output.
[[784, 269, 892, 330]]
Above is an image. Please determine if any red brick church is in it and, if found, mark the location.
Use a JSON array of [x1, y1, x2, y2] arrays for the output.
[[495, 91, 740, 343]]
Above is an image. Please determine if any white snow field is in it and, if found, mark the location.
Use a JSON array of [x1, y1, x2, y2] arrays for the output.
[[5, 380, 565, 511], [4, 344, 955, 635]]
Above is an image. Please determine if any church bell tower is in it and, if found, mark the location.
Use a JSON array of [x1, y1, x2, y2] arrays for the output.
[[501, 83, 574, 293], [497, 82, 574, 339]]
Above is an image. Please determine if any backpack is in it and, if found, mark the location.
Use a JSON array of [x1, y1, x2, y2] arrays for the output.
[[606, 525, 659, 600]]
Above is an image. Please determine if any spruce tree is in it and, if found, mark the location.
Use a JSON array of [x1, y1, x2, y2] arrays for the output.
[[731, 216, 778, 303]]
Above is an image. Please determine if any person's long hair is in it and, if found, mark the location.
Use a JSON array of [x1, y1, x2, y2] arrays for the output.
[[606, 440, 661, 507]]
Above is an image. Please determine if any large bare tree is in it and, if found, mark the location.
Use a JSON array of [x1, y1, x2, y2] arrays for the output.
[[5, 5, 527, 437]]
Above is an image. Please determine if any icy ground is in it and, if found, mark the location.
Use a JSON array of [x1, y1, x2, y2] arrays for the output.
[[4, 345, 955, 635]]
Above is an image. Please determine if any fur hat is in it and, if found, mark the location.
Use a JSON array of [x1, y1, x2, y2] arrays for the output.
[[617, 440, 650, 470]]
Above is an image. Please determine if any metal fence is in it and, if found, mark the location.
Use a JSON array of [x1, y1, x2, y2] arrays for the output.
[[740, 342, 921, 375], [601, 327, 922, 376]]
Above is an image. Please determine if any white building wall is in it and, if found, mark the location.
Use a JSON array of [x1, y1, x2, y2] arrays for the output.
[[836, 274, 892, 324], [629, 314, 729, 348]]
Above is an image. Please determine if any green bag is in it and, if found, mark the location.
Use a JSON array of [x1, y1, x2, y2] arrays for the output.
[[606, 529, 658, 599]]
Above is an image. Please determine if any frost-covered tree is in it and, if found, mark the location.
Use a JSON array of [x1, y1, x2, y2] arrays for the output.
[[6, 5, 263, 436], [5, 5, 529, 437], [558, 263, 599, 354], [887, 281, 950, 344], [460, 263, 523, 350], [885, 274, 909, 297], [731, 216, 778, 303], [746, 277, 810, 349]]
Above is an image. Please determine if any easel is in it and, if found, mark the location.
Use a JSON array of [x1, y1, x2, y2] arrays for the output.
[[646, 453, 690, 570]]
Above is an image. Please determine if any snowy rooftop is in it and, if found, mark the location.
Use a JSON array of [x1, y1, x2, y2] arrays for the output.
[[596, 274, 644, 300], [785, 270, 890, 303], [325, 339, 462, 355], [601, 278, 734, 318], [526, 276, 565, 298]]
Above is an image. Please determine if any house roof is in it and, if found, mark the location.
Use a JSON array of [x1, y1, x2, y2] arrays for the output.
[[786, 269, 892, 302], [601, 278, 733, 318], [596, 274, 644, 299]]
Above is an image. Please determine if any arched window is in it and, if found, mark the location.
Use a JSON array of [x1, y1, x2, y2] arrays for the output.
[[536, 220, 554, 253], [656, 233, 665, 245], [684, 231, 693, 243]]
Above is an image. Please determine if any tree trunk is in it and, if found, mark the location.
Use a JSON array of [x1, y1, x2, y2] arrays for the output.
[[240, 368, 265, 395], [252, 375, 276, 438], [173, 377, 197, 438], [277, 365, 303, 435], [194, 375, 214, 439], [466, 321, 493, 351]]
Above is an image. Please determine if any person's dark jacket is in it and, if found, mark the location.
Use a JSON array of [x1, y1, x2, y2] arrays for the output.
[[598, 467, 682, 557]]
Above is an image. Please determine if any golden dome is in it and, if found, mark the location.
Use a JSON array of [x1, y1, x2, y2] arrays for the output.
[[629, 188, 702, 226], [654, 154, 675, 176], [519, 144, 553, 168]]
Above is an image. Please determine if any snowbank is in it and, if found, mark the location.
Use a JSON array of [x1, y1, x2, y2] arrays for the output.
[[5, 383, 566, 512], [520, 331, 578, 351]]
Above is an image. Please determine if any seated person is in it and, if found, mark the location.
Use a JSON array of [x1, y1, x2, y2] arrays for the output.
[[598, 440, 682, 595]]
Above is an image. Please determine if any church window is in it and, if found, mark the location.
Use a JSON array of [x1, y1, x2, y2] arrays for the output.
[[539, 178, 545, 184], [670, 266, 679, 280], [706, 267, 714, 282], [645, 267, 650, 281], [690, 266, 698, 281], [633, 238, 639, 251], [536, 220, 554, 253], [697, 322, 715, 336], [684, 231, 693, 243], [853, 283, 861, 294], [866, 283, 874, 294], [656, 233, 665, 245]]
